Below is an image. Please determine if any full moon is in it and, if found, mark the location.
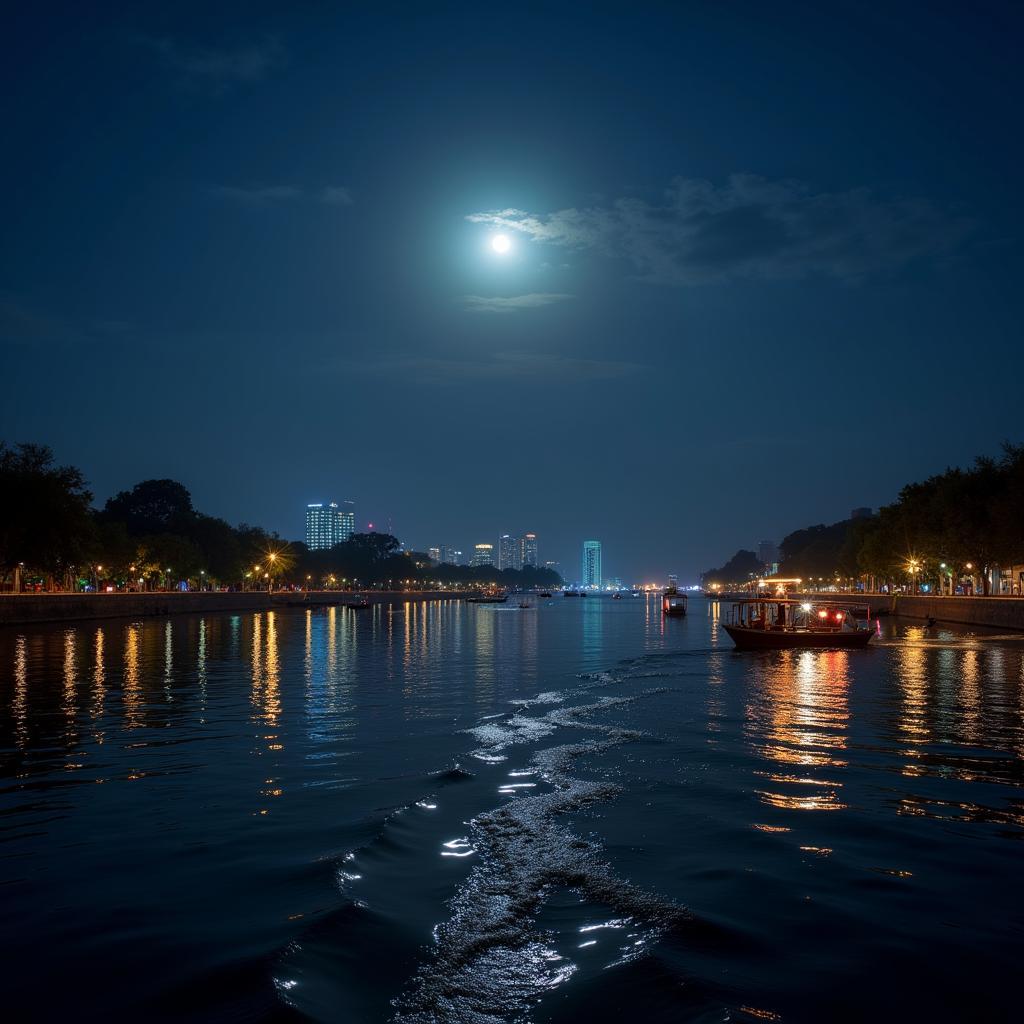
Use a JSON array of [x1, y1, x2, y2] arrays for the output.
[[490, 233, 511, 254]]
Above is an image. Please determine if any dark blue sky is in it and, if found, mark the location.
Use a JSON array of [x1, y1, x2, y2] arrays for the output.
[[2, 1, 1021, 581]]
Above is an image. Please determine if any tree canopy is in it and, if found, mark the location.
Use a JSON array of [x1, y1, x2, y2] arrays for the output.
[[0, 443, 95, 584]]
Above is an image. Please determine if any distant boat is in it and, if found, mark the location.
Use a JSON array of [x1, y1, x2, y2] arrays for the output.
[[466, 593, 508, 604], [346, 595, 371, 609], [723, 599, 873, 650], [612, 593, 623, 600], [563, 590, 581, 597], [518, 601, 532, 609], [538, 591, 552, 598]]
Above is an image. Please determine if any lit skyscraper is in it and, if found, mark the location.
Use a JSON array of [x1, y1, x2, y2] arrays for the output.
[[521, 533, 538, 568], [428, 547, 441, 564], [582, 540, 602, 589], [338, 500, 355, 542], [471, 543, 495, 567], [498, 534, 520, 570], [440, 545, 462, 565], [305, 501, 355, 550]]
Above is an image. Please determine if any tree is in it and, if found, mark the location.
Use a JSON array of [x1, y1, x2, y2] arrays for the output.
[[701, 549, 763, 586], [0, 442, 95, 586], [102, 479, 194, 536]]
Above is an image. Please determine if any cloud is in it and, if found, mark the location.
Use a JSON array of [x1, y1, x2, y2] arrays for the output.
[[340, 350, 644, 383], [467, 175, 973, 284], [144, 35, 287, 87], [210, 184, 354, 207], [322, 185, 354, 207], [0, 294, 136, 348], [462, 293, 573, 314], [209, 184, 302, 204]]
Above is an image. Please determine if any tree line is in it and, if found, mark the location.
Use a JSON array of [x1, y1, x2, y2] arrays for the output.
[[0, 443, 562, 591], [701, 443, 1024, 594]]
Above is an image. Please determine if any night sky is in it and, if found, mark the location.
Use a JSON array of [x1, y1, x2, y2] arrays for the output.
[[2, 2, 1021, 582]]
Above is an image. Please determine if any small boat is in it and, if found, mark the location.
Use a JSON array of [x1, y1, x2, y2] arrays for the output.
[[563, 590, 581, 597], [662, 586, 688, 617], [538, 591, 552, 598], [723, 599, 873, 650], [518, 601, 532, 609], [612, 593, 623, 600], [346, 595, 371, 609], [466, 593, 508, 604]]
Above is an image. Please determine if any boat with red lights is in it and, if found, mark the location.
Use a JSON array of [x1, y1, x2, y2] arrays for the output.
[[722, 599, 874, 650], [662, 586, 688, 617]]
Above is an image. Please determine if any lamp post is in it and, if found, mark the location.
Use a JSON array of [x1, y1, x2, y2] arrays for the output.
[[906, 558, 921, 595], [939, 563, 946, 596], [965, 562, 974, 595], [94, 565, 103, 592]]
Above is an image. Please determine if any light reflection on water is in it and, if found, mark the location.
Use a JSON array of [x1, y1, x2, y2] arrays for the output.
[[0, 600, 1022, 1022]]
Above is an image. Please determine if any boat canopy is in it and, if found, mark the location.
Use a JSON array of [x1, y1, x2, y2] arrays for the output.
[[727, 598, 866, 633]]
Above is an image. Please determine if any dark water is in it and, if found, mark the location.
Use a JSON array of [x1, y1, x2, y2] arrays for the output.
[[2, 598, 1023, 1022]]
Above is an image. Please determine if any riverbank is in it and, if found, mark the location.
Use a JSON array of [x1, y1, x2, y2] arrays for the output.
[[791, 592, 1024, 631], [0, 590, 464, 626]]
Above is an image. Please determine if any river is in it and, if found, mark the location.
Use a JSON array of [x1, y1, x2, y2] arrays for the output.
[[1, 597, 1022, 1021]]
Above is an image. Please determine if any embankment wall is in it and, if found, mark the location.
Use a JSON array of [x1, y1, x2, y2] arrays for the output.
[[0, 591, 457, 627]]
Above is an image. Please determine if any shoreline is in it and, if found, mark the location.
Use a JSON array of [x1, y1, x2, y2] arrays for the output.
[[0, 590, 467, 627]]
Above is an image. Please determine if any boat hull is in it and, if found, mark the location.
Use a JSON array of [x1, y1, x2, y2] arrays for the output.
[[723, 624, 874, 650]]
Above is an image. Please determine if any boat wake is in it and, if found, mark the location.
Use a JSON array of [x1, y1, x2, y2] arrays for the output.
[[392, 687, 687, 1023]]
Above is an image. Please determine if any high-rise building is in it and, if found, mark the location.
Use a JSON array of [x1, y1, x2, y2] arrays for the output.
[[306, 501, 355, 551], [582, 540, 602, 589], [440, 545, 462, 566], [757, 540, 778, 566], [471, 543, 495, 567], [498, 534, 520, 570], [428, 547, 441, 564], [521, 533, 538, 568]]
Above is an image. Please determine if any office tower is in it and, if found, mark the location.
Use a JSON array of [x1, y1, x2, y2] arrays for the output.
[[471, 543, 495, 567], [428, 547, 441, 564], [757, 540, 778, 566], [306, 501, 354, 551], [498, 534, 520, 570], [338, 500, 355, 541], [582, 540, 602, 589], [521, 533, 538, 568], [440, 545, 462, 566]]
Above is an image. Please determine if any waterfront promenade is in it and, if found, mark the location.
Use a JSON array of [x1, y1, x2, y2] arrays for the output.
[[792, 592, 1024, 631], [0, 590, 464, 627]]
